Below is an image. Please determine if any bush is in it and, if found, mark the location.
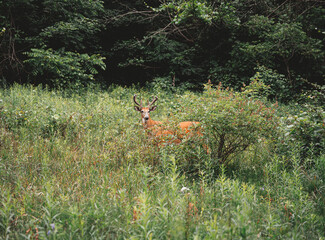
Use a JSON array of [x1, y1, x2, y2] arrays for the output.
[[173, 81, 278, 175], [250, 66, 295, 102], [24, 48, 106, 89], [280, 105, 325, 159]]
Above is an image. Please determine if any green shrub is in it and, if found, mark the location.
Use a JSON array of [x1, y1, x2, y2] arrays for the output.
[[299, 82, 325, 107], [24, 48, 106, 89], [280, 105, 325, 158], [172, 81, 278, 175], [149, 76, 193, 95], [250, 66, 295, 102]]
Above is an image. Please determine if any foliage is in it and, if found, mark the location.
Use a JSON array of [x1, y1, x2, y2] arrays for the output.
[[24, 48, 106, 89], [0, 0, 105, 85], [1, 0, 325, 237], [241, 69, 271, 99], [238, 15, 324, 82], [251, 66, 295, 102], [154, 0, 215, 24], [0, 84, 324, 239], [1, 0, 324, 94], [174, 81, 278, 169], [109, 34, 204, 85], [39, 17, 103, 51], [280, 105, 325, 159]]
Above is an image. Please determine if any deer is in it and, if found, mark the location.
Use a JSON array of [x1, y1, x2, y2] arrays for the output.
[[133, 94, 202, 146]]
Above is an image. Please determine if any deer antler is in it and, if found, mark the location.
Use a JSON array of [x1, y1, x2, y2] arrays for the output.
[[133, 94, 142, 107], [148, 96, 158, 106]]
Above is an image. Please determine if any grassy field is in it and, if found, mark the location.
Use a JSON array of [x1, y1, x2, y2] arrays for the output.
[[0, 84, 324, 239]]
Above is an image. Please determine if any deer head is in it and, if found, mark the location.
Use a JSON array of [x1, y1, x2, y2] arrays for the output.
[[133, 95, 158, 125]]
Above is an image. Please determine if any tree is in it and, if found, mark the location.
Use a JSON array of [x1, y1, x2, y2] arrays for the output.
[[0, 0, 106, 87], [0, 0, 324, 94]]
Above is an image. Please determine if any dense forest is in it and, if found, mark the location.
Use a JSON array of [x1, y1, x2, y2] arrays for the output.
[[1, 0, 324, 99], [1, 1, 325, 239]]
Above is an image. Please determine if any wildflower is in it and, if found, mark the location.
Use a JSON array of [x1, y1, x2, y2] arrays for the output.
[[260, 187, 265, 191], [181, 187, 190, 193], [50, 223, 55, 230], [47, 230, 51, 236], [132, 206, 139, 222]]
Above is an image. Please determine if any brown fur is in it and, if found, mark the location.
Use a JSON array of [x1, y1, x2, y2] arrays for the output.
[[133, 96, 202, 146]]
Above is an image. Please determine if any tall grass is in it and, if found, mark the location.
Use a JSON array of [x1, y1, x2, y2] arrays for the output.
[[0, 84, 324, 239]]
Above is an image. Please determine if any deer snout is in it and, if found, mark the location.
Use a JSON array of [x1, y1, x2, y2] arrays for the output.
[[143, 112, 150, 121]]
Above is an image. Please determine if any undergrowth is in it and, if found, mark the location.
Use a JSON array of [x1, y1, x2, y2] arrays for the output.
[[0, 84, 324, 239]]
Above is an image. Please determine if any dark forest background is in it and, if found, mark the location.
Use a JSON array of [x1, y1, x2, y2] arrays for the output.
[[1, 0, 324, 101]]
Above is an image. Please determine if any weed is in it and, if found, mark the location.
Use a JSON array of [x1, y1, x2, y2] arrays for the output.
[[0, 84, 324, 239]]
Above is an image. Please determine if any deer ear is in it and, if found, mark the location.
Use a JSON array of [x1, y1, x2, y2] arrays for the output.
[[149, 106, 157, 112], [134, 106, 141, 112]]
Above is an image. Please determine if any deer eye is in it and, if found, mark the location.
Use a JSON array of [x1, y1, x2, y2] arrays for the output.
[[141, 110, 144, 113]]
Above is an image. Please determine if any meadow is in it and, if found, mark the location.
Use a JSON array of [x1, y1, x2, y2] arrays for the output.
[[0, 83, 324, 239]]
